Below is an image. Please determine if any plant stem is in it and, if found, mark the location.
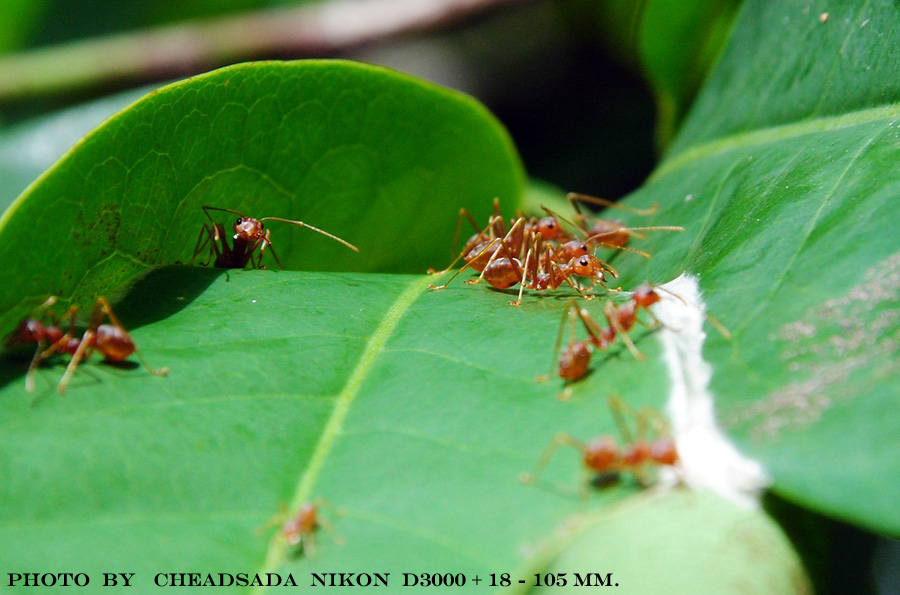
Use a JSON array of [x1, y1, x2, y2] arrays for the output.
[[0, 0, 532, 102]]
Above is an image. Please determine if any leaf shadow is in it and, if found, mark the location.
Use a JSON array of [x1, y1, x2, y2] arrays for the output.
[[0, 265, 223, 392], [110, 265, 225, 329]]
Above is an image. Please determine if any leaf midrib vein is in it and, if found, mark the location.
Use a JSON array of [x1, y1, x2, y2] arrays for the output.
[[732, 124, 888, 337], [654, 101, 900, 180], [254, 274, 432, 582]]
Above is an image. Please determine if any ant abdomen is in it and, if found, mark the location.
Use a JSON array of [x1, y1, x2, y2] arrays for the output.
[[587, 219, 629, 248], [480, 258, 521, 289], [558, 340, 592, 381], [96, 324, 136, 361]]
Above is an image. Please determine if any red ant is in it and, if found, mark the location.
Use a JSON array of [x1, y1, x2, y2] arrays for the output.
[[564, 193, 679, 249], [5, 296, 168, 394], [260, 499, 343, 557], [429, 217, 620, 305], [519, 395, 679, 497], [428, 196, 681, 305], [431, 199, 572, 277], [540, 283, 731, 394], [540, 283, 668, 382], [192, 206, 358, 269]]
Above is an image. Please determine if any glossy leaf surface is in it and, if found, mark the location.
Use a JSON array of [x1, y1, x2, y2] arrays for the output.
[[3, 0, 900, 590], [0, 60, 524, 334], [0, 269, 802, 593]]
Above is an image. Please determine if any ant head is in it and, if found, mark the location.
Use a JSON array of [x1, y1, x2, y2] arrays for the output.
[[572, 255, 606, 281], [632, 283, 661, 308], [536, 217, 561, 240], [650, 438, 678, 466], [560, 240, 589, 260], [233, 217, 264, 240], [583, 436, 619, 472], [7, 318, 45, 346], [95, 324, 136, 362], [281, 519, 304, 546]]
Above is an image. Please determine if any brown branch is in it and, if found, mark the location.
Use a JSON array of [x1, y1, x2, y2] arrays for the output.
[[0, 0, 533, 102]]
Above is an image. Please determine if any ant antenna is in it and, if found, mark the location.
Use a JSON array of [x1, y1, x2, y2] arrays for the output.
[[259, 217, 359, 253], [652, 284, 732, 340], [567, 192, 659, 216]]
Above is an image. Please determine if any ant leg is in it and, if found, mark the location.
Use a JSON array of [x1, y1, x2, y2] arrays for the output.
[[448, 207, 484, 263], [608, 395, 639, 445], [636, 405, 672, 438], [57, 328, 94, 394], [466, 218, 524, 286], [608, 395, 657, 486], [256, 504, 290, 536], [574, 304, 606, 343], [551, 260, 594, 300], [578, 465, 595, 501], [519, 431, 586, 486], [315, 513, 345, 547], [567, 193, 659, 216], [651, 284, 733, 339], [96, 297, 168, 378], [190, 223, 217, 266], [192, 222, 228, 267], [428, 237, 500, 290], [510, 233, 538, 306], [301, 532, 316, 557], [606, 301, 644, 360], [702, 311, 733, 340], [536, 298, 577, 383], [427, 212, 503, 276], [431, 218, 523, 290], [257, 233, 284, 269], [38, 305, 79, 361], [24, 340, 47, 393]]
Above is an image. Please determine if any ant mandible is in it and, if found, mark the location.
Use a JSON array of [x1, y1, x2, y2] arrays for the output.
[[5, 296, 168, 394], [519, 395, 679, 498], [192, 206, 359, 269]]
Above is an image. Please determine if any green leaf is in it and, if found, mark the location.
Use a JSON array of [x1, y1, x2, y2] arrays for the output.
[[626, 0, 900, 537], [636, 0, 740, 147], [0, 60, 525, 334], [0, 87, 150, 211], [514, 491, 810, 594], [0, 267, 809, 591], [4, 0, 900, 588]]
